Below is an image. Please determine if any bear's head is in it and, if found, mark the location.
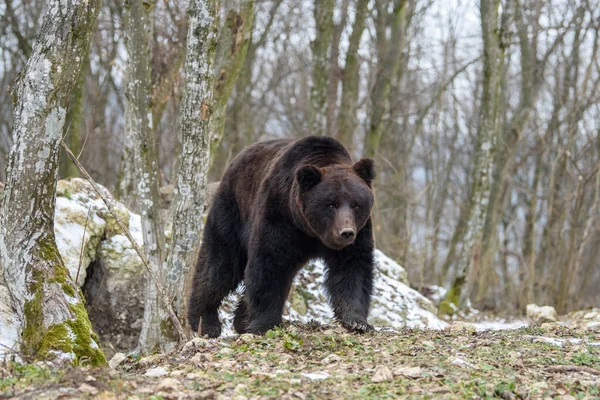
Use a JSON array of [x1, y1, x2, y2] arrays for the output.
[[295, 158, 375, 250]]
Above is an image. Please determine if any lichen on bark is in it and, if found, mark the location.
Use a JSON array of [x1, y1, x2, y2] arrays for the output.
[[0, 0, 105, 364], [158, 0, 220, 345]]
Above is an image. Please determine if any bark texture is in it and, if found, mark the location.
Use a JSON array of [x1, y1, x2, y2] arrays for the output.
[[161, 0, 219, 341], [210, 0, 254, 162], [122, 0, 168, 353], [0, 0, 105, 364], [336, 0, 369, 150], [439, 0, 506, 314], [308, 0, 335, 135], [364, 0, 408, 158]]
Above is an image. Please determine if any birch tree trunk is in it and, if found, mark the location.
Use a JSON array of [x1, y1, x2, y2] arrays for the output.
[[210, 0, 254, 163], [0, 0, 105, 365], [438, 0, 506, 314], [160, 0, 219, 343], [123, 0, 168, 353], [308, 0, 334, 135]]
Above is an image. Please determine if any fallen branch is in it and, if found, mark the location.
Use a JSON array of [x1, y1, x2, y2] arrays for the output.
[[61, 140, 188, 344], [545, 365, 600, 376]]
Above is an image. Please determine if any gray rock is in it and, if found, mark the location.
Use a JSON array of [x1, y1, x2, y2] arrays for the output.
[[108, 352, 127, 369], [526, 304, 558, 325]]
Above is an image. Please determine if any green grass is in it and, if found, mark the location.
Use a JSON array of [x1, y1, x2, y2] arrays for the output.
[[2, 324, 599, 399]]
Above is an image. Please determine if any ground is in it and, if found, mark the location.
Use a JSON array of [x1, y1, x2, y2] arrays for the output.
[[2, 323, 599, 399]]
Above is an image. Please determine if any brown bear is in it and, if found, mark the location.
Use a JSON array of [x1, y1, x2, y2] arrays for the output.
[[188, 136, 376, 337]]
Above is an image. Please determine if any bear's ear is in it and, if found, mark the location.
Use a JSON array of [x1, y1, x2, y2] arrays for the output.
[[296, 165, 323, 192], [353, 158, 375, 185]]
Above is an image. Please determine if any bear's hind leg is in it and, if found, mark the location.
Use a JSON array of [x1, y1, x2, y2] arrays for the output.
[[188, 236, 246, 338]]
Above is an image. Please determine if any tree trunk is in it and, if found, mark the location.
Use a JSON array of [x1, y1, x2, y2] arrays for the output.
[[123, 0, 168, 353], [210, 0, 254, 163], [308, 0, 335, 135], [160, 0, 219, 343], [336, 0, 369, 151], [59, 53, 89, 178], [326, 0, 349, 137], [364, 0, 408, 158], [0, 0, 105, 365], [439, 0, 506, 314]]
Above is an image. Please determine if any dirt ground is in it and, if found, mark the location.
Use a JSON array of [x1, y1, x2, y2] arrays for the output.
[[1, 323, 599, 399]]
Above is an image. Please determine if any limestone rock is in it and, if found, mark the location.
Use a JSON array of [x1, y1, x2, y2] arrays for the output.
[[108, 352, 127, 369], [450, 321, 477, 333], [526, 304, 558, 326]]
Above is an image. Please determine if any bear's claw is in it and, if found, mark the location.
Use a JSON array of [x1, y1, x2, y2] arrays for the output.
[[341, 320, 374, 333]]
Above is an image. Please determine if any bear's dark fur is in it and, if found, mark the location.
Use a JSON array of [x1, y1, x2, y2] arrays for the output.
[[188, 136, 376, 337]]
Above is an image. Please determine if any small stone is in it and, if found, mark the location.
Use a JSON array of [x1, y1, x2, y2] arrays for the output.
[[78, 383, 99, 395], [237, 334, 255, 343], [144, 366, 169, 377], [450, 321, 477, 333], [321, 354, 341, 364], [108, 352, 127, 369], [583, 312, 598, 319], [156, 377, 179, 392], [84, 375, 97, 382], [421, 340, 436, 349], [540, 322, 560, 332], [195, 389, 215, 400], [190, 353, 205, 365], [394, 366, 422, 378], [139, 354, 164, 367], [526, 304, 557, 325], [186, 372, 203, 380], [182, 337, 207, 353], [371, 365, 393, 383]]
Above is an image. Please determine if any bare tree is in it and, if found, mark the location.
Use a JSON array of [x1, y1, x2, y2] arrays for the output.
[[439, 0, 508, 314], [0, 0, 105, 364], [210, 0, 255, 161], [121, 0, 168, 352], [308, 0, 335, 135], [159, 0, 220, 343]]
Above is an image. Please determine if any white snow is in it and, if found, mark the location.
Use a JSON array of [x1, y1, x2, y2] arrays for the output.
[[301, 371, 330, 380], [220, 250, 448, 333], [472, 319, 528, 331]]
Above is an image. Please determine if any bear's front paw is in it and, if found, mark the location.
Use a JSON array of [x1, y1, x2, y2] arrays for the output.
[[201, 314, 222, 338], [340, 319, 374, 334]]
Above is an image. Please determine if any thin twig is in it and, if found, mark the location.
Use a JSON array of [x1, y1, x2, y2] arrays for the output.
[[75, 205, 92, 285], [545, 365, 600, 376], [61, 139, 188, 344]]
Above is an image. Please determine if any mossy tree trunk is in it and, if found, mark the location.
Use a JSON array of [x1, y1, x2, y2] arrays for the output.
[[0, 0, 105, 365], [122, 0, 168, 353], [59, 53, 89, 179], [308, 0, 335, 135], [336, 0, 369, 151], [363, 0, 408, 159], [159, 0, 219, 345], [325, 0, 349, 138], [438, 0, 507, 315], [210, 0, 254, 164], [475, 0, 568, 306]]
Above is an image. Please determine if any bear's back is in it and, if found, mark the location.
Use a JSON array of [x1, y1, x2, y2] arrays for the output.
[[216, 136, 353, 226]]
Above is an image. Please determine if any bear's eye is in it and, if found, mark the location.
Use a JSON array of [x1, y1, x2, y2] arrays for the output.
[[327, 203, 337, 209], [353, 205, 361, 210]]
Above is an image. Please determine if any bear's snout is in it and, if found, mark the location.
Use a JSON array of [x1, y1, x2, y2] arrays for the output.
[[340, 228, 356, 242]]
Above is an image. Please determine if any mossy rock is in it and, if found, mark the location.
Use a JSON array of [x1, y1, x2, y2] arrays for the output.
[[99, 205, 131, 238]]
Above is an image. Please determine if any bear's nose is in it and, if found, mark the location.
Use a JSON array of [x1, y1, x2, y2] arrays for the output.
[[340, 228, 356, 241]]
